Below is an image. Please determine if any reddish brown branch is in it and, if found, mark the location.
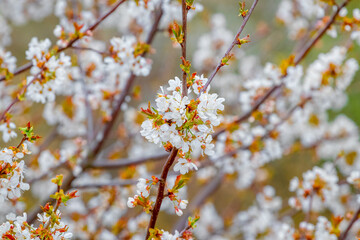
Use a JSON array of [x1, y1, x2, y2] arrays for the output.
[[294, 0, 350, 65], [0, 98, 19, 122], [181, 0, 188, 97], [339, 207, 360, 240], [73, 179, 137, 189], [0, 72, 40, 122], [200, 0, 259, 95], [146, 148, 178, 239], [87, 152, 168, 169], [145, 2, 187, 236]]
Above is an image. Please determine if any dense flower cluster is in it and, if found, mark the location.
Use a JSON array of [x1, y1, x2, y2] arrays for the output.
[[105, 36, 152, 77], [0, 145, 30, 202], [289, 164, 339, 212], [140, 75, 224, 174], [0, 47, 16, 80], [26, 38, 71, 103], [0, 212, 73, 240]]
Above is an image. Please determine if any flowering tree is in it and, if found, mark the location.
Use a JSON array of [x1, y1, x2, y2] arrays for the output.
[[1, 0, 360, 239]]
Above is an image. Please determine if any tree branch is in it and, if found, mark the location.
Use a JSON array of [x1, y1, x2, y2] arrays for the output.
[[146, 148, 178, 239], [181, 0, 188, 97], [294, 0, 350, 65], [87, 152, 168, 170], [200, 0, 259, 95], [72, 179, 137, 189], [339, 206, 360, 240]]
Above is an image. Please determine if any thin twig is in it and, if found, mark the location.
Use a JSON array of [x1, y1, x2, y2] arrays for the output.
[[0, 71, 42, 122], [294, 0, 350, 65], [200, 0, 259, 95], [146, 148, 178, 239], [339, 206, 360, 240], [70, 46, 107, 55], [87, 152, 168, 169], [146, 2, 188, 236], [73, 179, 137, 189], [179, 225, 192, 236], [181, 0, 188, 97]]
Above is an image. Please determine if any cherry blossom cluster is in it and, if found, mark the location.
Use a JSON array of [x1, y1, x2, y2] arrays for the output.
[[105, 36, 152, 77], [292, 217, 341, 240], [141, 75, 224, 174], [0, 121, 17, 143], [148, 215, 198, 240], [128, 174, 190, 216], [289, 164, 339, 212], [0, 47, 16, 80], [26, 37, 71, 103], [276, 0, 360, 41], [0, 212, 73, 240], [276, 0, 328, 39], [0, 145, 30, 202], [127, 177, 158, 213], [0, 174, 76, 240]]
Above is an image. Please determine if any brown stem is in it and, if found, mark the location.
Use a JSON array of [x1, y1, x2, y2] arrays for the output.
[[294, 0, 350, 65], [213, 85, 279, 139], [145, 3, 186, 237], [87, 152, 168, 170], [70, 46, 108, 55], [28, 171, 76, 224], [44, 185, 62, 230], [0, 73, 41, 122], [0, 98, 19, 122], [200, 0, 259, 95], [16, 135, 27, 149], [73, 178, 137, 189], [181, 0, 188, 97], [339, 207, 360, 240], [179, 225, 192, 237], [146, 148, 178, 239]]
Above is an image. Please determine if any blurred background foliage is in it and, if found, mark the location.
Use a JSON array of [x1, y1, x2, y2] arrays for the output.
[[4, 0, 360, 230]]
